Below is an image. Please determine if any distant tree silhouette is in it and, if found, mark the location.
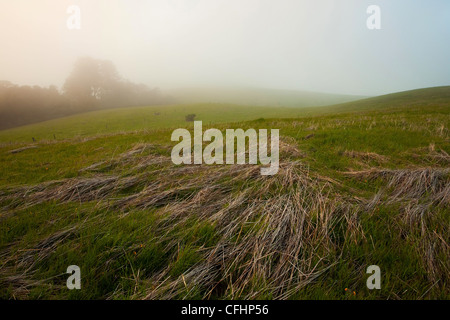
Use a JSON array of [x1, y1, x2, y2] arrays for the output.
[[0, 81, 70, 130], [0, 57, 175, 130], [63, 57, 172, 110], [63, 57, 121, 110]]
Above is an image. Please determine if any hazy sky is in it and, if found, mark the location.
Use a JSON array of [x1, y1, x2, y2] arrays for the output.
[[1, 0, 449, 95]]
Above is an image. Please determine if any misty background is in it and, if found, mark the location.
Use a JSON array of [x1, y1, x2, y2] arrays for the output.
[[0, 0, 449, 129]]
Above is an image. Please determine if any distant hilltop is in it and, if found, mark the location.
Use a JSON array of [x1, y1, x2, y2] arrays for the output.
[[169, 86, 367, 108]]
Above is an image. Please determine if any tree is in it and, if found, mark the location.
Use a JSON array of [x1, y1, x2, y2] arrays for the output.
[[63, 57, 122, 109], [63, 57, 170, 109], [0, 82, 70, 130], [0, 57, 174, 130]]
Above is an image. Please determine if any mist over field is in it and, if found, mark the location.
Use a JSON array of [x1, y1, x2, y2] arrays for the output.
[[1, 0, 449, 95], [1, 0, 449, 130], [0, 0, 449, 304]]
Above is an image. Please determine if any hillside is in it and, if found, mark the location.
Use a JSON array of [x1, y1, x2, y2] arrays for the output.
[[1, 87, 448, 144], [319, 86, 450, 113], [0, 84, 365, 132], [0, 87, 449, 300], [0, 104, 301, 143], [283, 86, 450, 116]]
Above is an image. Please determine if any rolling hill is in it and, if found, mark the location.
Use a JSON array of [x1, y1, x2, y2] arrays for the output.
[[0, 86, 448, 144], [0, 86, 448, 300], [170, 86, 366, 107]]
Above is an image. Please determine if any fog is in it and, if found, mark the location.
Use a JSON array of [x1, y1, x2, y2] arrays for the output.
[[1, 0, 449, 95]]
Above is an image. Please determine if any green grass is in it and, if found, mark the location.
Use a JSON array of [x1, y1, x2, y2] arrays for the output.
[[2, 86, 447, 144], [0, 87, 449, 300], [0, 104, 304, 143]]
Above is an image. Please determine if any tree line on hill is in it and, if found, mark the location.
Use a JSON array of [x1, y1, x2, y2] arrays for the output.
[[0, 57, 174, 130]]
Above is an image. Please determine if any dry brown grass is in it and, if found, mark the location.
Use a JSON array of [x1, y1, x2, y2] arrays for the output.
[[1, 143, 367, 299], [0, 226, 79, 298], [344, 167, 449, 287], [1, 143, 448, 299], [344, 167, 449, 206], [124, 161, 361, 300]]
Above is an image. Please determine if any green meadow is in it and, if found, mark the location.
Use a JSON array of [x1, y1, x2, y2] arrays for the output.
[[0, 87, 449, 299]]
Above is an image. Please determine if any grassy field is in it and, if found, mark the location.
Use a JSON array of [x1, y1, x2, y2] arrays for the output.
[[1, 86, 446, 144], [0, 104, 300, 143], [0, 87, 449, 299]]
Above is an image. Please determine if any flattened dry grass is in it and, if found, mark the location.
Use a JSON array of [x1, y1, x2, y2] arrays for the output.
[[1, 140, 448, 299]]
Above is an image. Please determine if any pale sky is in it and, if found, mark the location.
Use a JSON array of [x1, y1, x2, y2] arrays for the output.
[[0, 0, 449, 95]]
